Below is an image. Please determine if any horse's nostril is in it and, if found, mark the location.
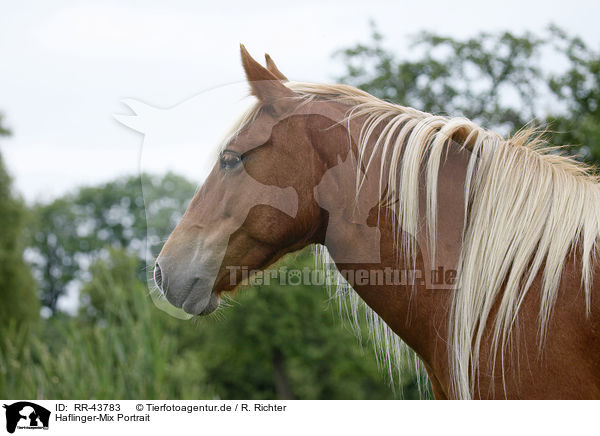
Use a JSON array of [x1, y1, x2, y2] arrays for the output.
[[154, 262, 163, 290]]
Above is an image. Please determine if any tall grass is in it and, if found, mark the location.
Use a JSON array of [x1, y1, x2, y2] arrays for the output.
[[0, 251, 214, 399]]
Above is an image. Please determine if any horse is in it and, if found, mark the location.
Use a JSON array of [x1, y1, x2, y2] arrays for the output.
[[154, 45, 600, 399]]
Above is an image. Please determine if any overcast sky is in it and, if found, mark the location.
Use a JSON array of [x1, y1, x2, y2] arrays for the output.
[[1, 0, 600, 203]]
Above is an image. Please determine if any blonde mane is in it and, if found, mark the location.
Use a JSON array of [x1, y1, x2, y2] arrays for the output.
[[230, 81, 600, 399]]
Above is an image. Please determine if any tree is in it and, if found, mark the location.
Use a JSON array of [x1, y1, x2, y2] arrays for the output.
[[29, 172, 197, 313], [0, 113, 38, 330], [335, 24, 600, 159], [335, 24, 546, 133], [546, 25, 600, 161], [0, 114, 10, 136], [198, 249, 421, 400]]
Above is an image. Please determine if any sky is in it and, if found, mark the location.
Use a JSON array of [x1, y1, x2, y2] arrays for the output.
[[1, 0, 600, 203]]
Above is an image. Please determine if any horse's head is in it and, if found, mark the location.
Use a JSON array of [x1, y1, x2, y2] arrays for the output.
[[155, 46, 351, 315]]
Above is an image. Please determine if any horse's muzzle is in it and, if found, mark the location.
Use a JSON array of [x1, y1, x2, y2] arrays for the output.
[[153, 258, 220, 315]]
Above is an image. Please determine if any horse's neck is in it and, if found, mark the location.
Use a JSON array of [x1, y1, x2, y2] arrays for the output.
[[320, 124, 471, 394]]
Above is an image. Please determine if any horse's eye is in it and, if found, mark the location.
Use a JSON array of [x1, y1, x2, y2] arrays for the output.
[[220, 151, 242, 170]]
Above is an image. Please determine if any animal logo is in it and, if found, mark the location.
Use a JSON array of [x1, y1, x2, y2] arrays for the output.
[[3, 402, 50, 433]]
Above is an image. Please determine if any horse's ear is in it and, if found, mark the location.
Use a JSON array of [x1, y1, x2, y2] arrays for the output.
[[240, 44, 294, 105], [264, 53, 288, 81]]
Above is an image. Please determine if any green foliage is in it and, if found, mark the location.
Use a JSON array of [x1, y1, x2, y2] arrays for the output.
[[545, 25, 600, 161], [29, 172, 197, 313], [335, 23, 545, 132], [0, 113, 10, 137], [336, 24, 600, 157], [0, 249, 214, 399], [29, 199, 79, 311], [200, 249, 422, 400], [0, 120, 38, 331]]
